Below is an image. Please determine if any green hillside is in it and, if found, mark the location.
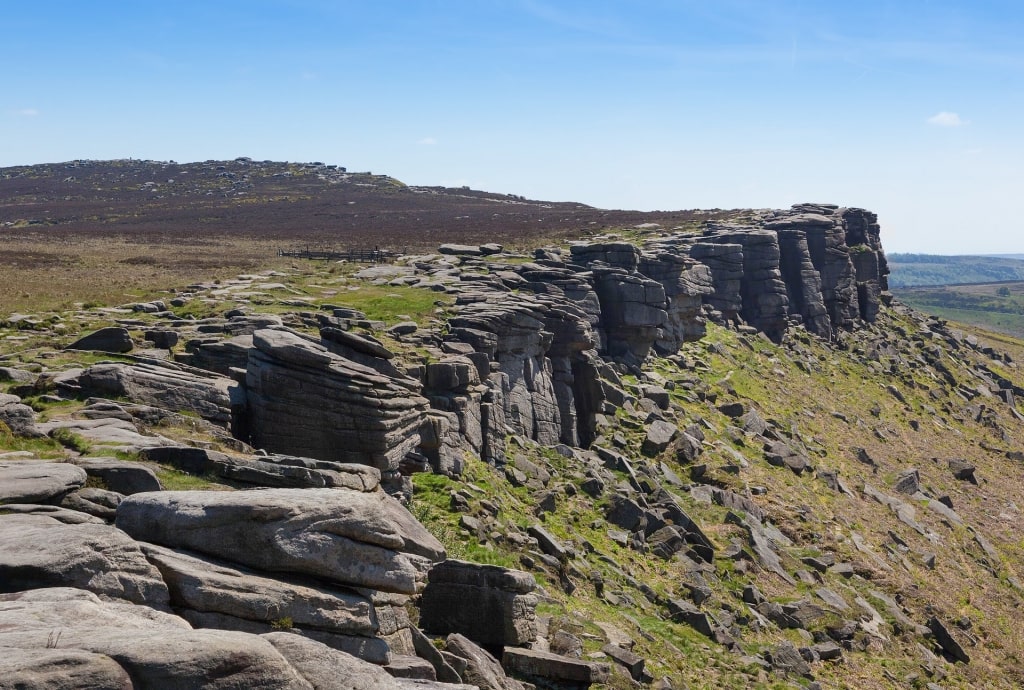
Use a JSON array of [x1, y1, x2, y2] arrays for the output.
[[888, 254, 1024, 288]]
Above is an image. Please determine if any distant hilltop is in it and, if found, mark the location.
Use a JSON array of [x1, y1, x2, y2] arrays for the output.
[[0, 158, 732, 247]]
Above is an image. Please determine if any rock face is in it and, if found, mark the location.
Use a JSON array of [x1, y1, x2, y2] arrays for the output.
[[115, 488, 445, 594], [645, 204, 891, 340], [447, 291, 602, 453], [686, 241, 744, 324], [245, 329, 429, 481], [776, 227, 832, 338], [568, 242, 669, 367], [420, 560, 539, 646], [638, 248, 714, 350], [699, 228, 790, 341]]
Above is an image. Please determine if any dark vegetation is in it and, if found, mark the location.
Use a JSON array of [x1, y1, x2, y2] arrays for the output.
[[0, 158, 731, 250], [1, 158, 738, 315]]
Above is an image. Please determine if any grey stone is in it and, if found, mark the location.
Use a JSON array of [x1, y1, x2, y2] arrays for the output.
[[0, 514, 169, 605], [502, 647, 610, 686], [445, 633, 526, 690], [139, 446, 380, 491], [69, 361, 238, 428], [927, 617, 970, 663], [601, 643, 645, 681], [142, 544, 378, 636], [116, 488, 444, 594], [69, 457, 162, 494], [0, 461, 87, 504], [262, 631, 406, 689], [246, 328, 428, 474], [642, 419, 678, 456], [420, 559, 538, 646], [0, 396, 42, 437], [144, 329, 179, 349], [0, 588, 313, 689], [66, 327, 134, 353]]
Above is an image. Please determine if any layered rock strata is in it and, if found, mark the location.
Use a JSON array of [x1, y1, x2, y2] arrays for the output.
[[245, 329, 429, 481]]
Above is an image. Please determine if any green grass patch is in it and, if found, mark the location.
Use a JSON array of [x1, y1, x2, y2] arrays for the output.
[[154, 466, 233, 491]]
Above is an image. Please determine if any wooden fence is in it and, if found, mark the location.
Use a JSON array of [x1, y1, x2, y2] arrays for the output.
[[278, 247, 400, 263]]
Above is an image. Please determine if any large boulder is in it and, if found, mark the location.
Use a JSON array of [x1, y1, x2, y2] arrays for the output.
[[420, 560, 538, 646], [65, 326, 134, 353], [69, 361, 239, 428], [0, 588, 313, 689], [0, 514, 169, 605], [0, 461, 87, 504], [245, 329, 428, 477], [0, 393, 42, 437], [69, 457, 162, 494], [115, 488, 445, 594], [142, 544, 378, 638]]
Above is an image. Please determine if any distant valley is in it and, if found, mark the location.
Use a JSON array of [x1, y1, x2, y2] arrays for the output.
[[888, 253, 1024, 338]]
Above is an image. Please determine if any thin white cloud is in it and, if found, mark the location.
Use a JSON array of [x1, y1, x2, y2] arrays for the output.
[[417, 137, 437, 145], [927, 111, 966, 127], [17, 108, 39, 117]]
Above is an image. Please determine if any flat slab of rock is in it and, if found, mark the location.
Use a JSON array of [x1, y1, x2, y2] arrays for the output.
[[0, 514, 169, 605], [37, 417, 177, 449], [0, 503, 106, 524], [0, 588, 314, 689], [116, 488, 445, 594], [142, 543, 378, 637], [70, 361, 238, 428], [139, 446, 380, 491], [69, 456, 162, 494], [0, 461, 87, 504], [502, 647, 610, 686]]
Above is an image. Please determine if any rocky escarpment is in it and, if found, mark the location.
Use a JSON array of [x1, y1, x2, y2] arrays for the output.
[[9, 201, 983, 690], [39, 204, 889, 482]]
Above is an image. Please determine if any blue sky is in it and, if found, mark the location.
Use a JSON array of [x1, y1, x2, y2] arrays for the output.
[[4, 1, 1023, 253]]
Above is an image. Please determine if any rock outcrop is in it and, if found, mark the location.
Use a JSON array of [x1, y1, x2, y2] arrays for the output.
[[420, 560, 539, 646], [68, 360, 240, 428], [245, 329, 429, 482], [116, 487, 445, 594]]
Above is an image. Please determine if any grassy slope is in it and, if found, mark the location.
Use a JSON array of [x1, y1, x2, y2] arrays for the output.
[[413, 305, 1024, 689]]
